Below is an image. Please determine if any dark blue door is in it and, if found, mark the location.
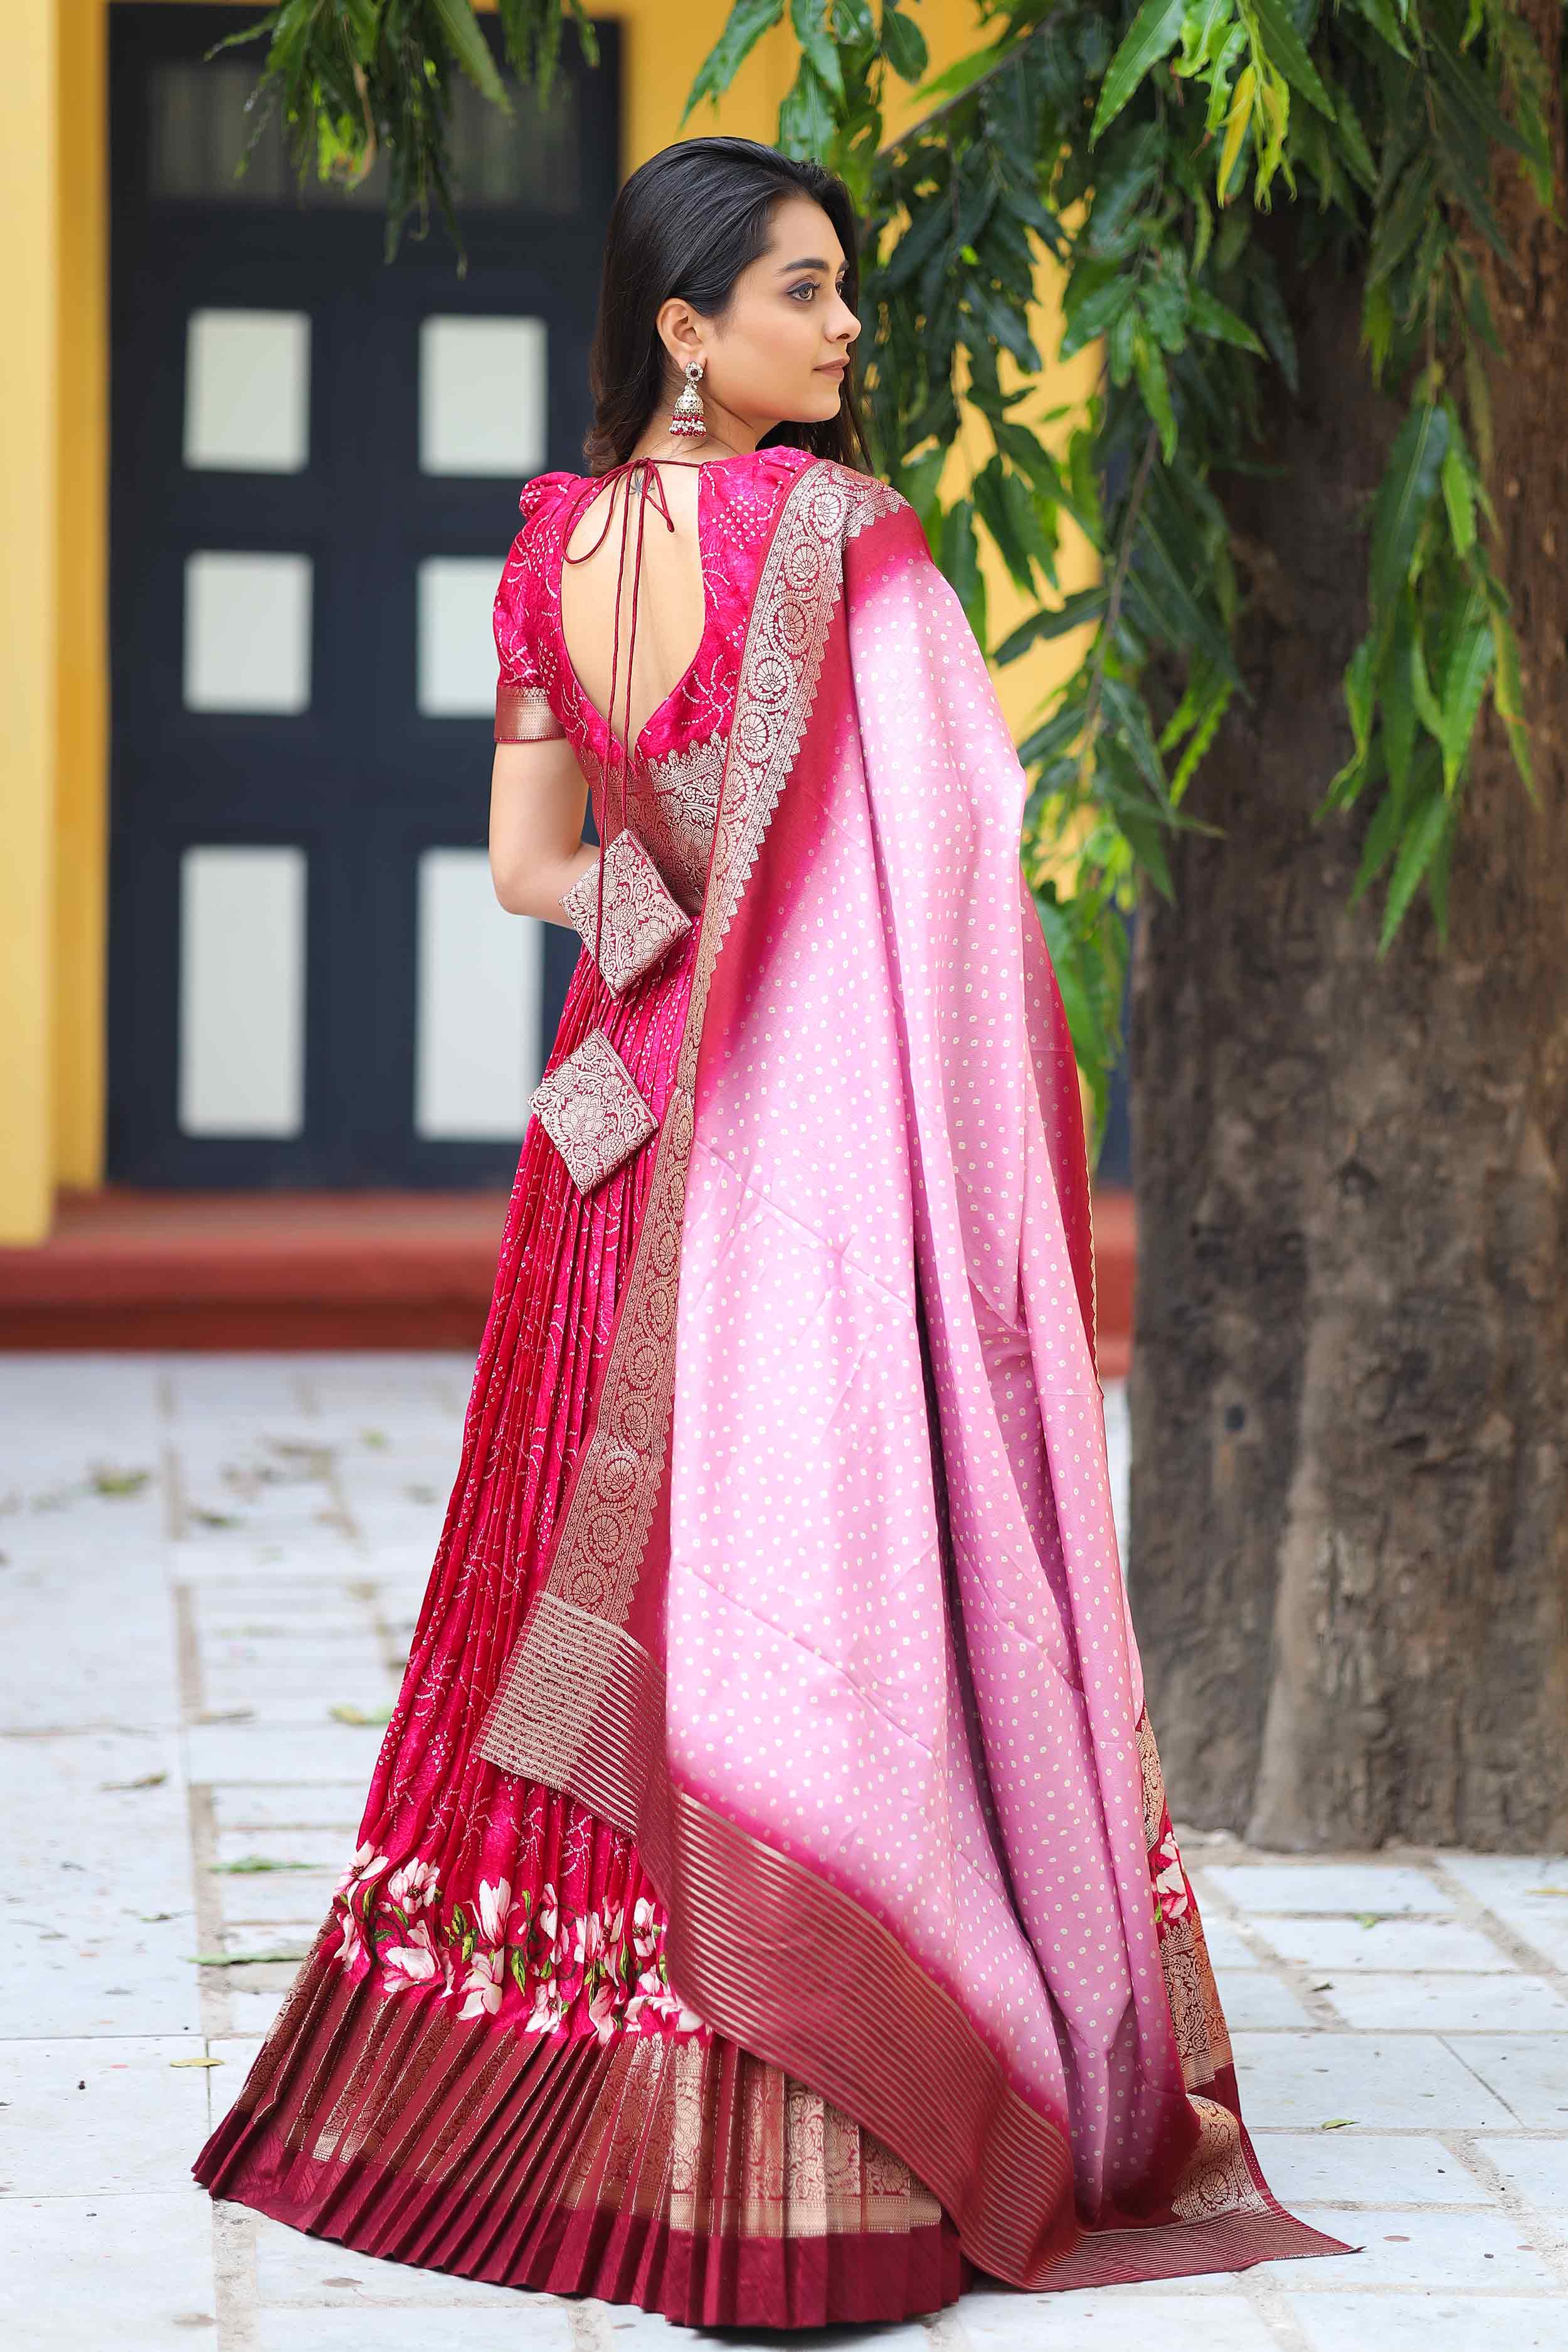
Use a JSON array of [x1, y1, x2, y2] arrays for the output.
[[107, 4, 617, 1187]]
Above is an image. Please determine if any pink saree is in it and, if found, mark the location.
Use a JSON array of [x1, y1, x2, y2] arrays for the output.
[[194, 446, 1352, 2321]]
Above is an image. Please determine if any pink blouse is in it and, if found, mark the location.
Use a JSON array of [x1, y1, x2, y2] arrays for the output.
[[491, 446, 818, 913]]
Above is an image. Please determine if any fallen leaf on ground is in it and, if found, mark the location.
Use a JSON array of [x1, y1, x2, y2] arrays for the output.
[[210, 1857, 316, 1875], [1319, 2118, 1357, 2131], [329, 1703, 392, 1727], [169, 2057, 225, 2069], [189, 1950, 309, 1968], [90, 1465, 152, 1497], [100, 1772, 168, 1791], [1355, 1914, 1384, 1928]]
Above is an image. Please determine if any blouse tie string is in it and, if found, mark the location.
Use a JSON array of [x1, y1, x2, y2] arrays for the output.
[[560, 457, 677, 1009]]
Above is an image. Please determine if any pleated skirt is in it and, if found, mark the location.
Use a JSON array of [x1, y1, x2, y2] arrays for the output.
[[194, 927, 975, 2328]]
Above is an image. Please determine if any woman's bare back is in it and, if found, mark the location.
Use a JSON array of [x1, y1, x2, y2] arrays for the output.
[[558, 460, 708, 752]]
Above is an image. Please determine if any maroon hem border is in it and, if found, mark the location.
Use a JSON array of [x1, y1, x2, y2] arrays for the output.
[[195, 2112, 975, 2329]]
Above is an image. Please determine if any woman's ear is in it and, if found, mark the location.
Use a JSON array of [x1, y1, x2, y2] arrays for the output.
[[654, 298, 706, 374]]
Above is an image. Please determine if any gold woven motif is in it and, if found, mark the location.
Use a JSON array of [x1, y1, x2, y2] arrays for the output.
[[495, 682, 566, 743], [1170, 2095, 1270, 2222], [560, 826, 692, 995], [530, 1029, 659, 1194]]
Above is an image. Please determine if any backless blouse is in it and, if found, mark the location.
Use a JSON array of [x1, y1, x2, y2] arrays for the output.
[[492, 444, 819, 916]]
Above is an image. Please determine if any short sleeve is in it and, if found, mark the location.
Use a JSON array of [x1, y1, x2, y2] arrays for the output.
[[492, 479, 568, 744]]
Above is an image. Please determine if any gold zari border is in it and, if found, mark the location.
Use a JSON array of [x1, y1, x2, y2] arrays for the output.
[[495, 682, 567, 742], [479, 464, 901, 1766]]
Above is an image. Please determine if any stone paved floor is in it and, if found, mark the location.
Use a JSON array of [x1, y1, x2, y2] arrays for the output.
[[2, 1352, 1566, 2352]]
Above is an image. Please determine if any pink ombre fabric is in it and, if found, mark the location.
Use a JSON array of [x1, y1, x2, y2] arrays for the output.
[[667, 498, 1178, 2206]]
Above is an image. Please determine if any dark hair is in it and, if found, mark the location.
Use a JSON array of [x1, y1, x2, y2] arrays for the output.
[[582, 136, 872, 476]]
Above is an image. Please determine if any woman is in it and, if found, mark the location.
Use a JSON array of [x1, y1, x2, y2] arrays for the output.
[[194, 135, 1352, 2326]]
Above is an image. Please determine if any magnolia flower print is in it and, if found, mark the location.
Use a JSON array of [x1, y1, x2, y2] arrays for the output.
[[1148, 1808, 1194, 1934], [381, 1918, 442, 1990], [386, 1857, 439, 1912], [329, 1853, 707, 2041], [336, 1842, 389, 1900], [475, 1877, 512, 1945], [458, 1946, 506, 2021]]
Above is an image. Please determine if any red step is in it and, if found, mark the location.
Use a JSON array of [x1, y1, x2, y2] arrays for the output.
[[0, 1185, 1136, 1362]]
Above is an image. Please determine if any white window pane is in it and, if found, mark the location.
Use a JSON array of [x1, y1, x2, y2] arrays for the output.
[[178, 846, 306, 1137], [419, 315, 547, 477], [415, 849, 543, 1140], [184, 309, 310, 472], [183, 552, 312, 713], [416, 558, 500, 717]]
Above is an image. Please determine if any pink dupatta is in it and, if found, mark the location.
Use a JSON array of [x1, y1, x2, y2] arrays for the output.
[[479, 457, 1351, 2290]]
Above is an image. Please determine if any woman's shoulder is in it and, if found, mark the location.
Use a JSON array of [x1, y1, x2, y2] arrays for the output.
[[515, 469, 582, 529]]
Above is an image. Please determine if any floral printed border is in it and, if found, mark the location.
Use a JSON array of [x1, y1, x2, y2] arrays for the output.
[[329, 1845, 709, 2044]]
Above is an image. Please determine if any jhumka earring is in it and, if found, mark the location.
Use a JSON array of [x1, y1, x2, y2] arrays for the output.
[[667, 357, 707, 440]]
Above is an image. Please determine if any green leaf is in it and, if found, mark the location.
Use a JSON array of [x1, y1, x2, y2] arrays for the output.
[[1103, 675, 1173, 808], [1060, 275, 1135, 360], [1408, 624, 1444, 752], [1383, 616, 1418, 801], [996, 588, 1111, 663], [1349, 784, 1404, 904], [1427, 23, 1536, 162], [1133, 332, 1178, 460], [1370, 405, 1450, 610], [881, 3, 928, 83], [210, 1856, 317, 1874], [1343, 636, 1374, 760], [1367, 161, 1437, 291], [1491, 609, 1537, 802], [189, 1948, 310, 1968], [1166, 672, 1233, 798], [684, 0, 785, 114], [1440, 443, 1476, 556], [1090, 0, 1185, 146], [1438, 620, 1495, 792], [895, 443, 948, 538], [1187, 286, 1266, 354], [790, 0, 844, 102], [1355, 0, 1411, 55], [1019, 697, 1089, 771], [1329, 75, 1378, 191], [1249, 0, 1335, 119], [431, 0, 508, 105], [1379, 793, 1452, 952], [1034, 897, 1106, 1078], [878, 196, 953, 296], [1218, 65, 1255, 203], [940, 499, 987, 649], [972, 457, 1035, 594]]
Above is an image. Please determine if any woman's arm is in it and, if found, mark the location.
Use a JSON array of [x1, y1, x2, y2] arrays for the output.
[[488, 738, 599, 923]]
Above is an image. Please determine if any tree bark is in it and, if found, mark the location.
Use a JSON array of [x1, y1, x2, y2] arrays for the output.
[[1128, 21, 1568, 1851]]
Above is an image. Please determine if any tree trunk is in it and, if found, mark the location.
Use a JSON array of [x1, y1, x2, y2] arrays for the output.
[[1127, 27, 1568, 1852]]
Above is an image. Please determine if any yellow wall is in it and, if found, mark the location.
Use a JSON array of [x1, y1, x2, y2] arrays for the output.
[[13, 0, 1089, 1242], [55, 0, 110, 1195], [1, 2, 61, 1243]]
